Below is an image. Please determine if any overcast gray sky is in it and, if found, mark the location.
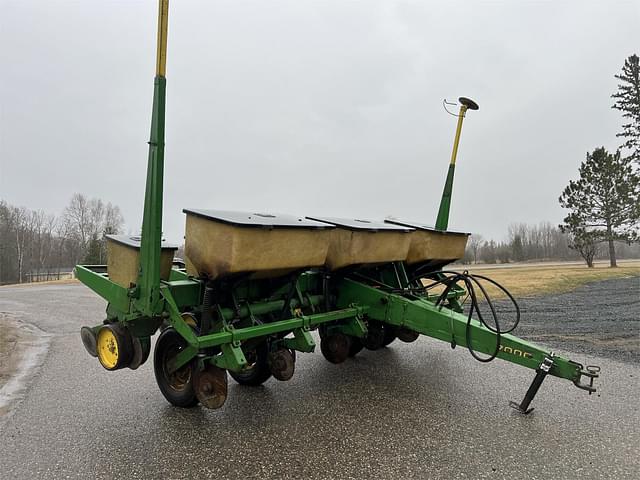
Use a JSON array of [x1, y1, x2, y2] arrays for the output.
[[1, 0, 638, 242]]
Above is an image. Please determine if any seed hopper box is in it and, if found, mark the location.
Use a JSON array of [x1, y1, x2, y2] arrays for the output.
[[183, 209, 334, 279], [385, 219, 469, 265], [106, 235, 177, 288], [306, 217, 413, 270]]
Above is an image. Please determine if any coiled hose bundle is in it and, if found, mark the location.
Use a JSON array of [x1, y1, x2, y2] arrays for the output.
[[415, 270, 521, 363]]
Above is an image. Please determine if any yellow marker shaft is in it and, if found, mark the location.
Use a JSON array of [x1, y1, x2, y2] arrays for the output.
[[449, 105, 468, 166], [156, 0, 169, 77]]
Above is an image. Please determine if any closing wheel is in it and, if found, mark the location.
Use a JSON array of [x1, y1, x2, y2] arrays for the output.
[[229, 342, 272, 386], [96, 323, 134, 371], [153, 327, 198, 408], [268, 348, 296, 381], [320, 332, 351, 364], [194, 363, 228, 409]]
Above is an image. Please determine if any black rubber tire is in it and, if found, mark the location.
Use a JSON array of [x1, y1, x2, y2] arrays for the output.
[[348, 337, 364, 357], [362, 321, 386, 351], [96, 323, 135, 371], [397, 327, 420, 343], [129, 336, 151, 370], [320, 332, 351, 364], [154, 328, 199, 408], [229, 343, 272, 386], [383, 326, 397, 347]]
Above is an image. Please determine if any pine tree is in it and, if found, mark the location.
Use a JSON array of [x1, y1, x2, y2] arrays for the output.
[[560, 219, 599, 268], [611, 54, 640, 164], [559, 147, 640, 267], [511, 234, 525, 262]]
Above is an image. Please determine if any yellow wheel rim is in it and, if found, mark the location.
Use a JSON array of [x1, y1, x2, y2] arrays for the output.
[[97, 327, 119, 370]]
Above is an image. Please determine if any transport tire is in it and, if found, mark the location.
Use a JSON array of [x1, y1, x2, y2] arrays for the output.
[[229, 343, 272, 386], [129, 336, 151, 370], [154, 327, 199, 408], [96, 323, 134, 371]]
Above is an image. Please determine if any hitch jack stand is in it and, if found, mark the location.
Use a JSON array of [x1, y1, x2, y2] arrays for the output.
[[510, 356, 554, 415]]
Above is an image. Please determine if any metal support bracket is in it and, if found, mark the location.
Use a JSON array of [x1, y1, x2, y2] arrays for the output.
[[331, 314, 368, 338], [283, 327, 316, 353], [510, 355, 554, 415], [213, 342, 248, 372]]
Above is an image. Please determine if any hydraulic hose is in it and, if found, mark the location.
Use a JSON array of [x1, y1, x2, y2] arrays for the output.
[[415, 270, 521, 363]]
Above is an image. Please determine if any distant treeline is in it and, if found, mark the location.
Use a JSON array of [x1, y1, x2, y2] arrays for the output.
[[2, 197, 637, 285], [0, 195, 123, 285], [462, 222, 640, 265]]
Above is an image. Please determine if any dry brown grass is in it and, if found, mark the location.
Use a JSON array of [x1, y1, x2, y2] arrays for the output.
[[461, 260, 640, 298]]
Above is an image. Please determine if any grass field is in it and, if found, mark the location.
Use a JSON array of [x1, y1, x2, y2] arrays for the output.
[[462, 259, 640, 298]]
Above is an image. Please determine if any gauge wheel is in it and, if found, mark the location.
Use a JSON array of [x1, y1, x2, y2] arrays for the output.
[[154, 327, 199, 408], [383, 325, 397, 347], [348, 337, 364, 357], [320, 332, 351, 364], [362, 321, 386, 351], [229, 342, 272, 386]]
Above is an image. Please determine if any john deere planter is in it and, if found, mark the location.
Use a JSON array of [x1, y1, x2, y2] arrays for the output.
[[77, 0, 599, 415]]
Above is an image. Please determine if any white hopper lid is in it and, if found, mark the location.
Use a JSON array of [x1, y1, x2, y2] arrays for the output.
[[105, 234, 178, 250], [183, 209, 334, 230], [384, 219, 469, 236], [307, 216, 414, 232]]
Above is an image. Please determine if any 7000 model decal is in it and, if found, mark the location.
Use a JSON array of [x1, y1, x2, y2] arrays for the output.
[[499, 345, 533, 359]]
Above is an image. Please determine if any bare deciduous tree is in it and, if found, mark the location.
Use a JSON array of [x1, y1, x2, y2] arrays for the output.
[[469, 234, 484, 264], [0, 195, 124, 284], [62, 193, 124, 264]]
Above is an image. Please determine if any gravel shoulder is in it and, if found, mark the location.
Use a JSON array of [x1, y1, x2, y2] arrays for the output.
[[511, 276, 639, 363]]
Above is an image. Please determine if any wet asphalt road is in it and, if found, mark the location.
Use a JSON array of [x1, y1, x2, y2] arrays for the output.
[[0, 280, 639, 479]]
